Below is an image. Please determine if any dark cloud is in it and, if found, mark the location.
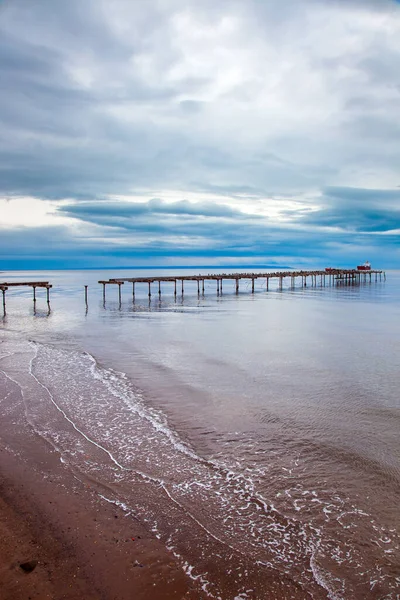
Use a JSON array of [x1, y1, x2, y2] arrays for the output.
[[58, 198, 247, 220], [3, 221, 400, 270], [1, 0, 400, 266], [295, 187, 400, 233], [324, 187, 400, 204]]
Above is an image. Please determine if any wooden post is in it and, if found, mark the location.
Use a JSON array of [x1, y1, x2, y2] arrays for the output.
[[46, 286, 50, 303], [174, 280, 177, 296], [158, 281, 161, 296], [84, 285, 88, 304], [251, 278, 255, 293], [217, 280, 219, 294], [2, 289, 5, 315], [118, 283, 122, 303], [197, 280, 200, 295], [202, 279, 205, 294], [266, 277, 269, 291], [103, 284, 106, 303], [33, 286, 36, 302], [235, 279, 239, 294], [148, 282, 151, 297], [132, 282, 135, 298], [181, 280, 184, 295], [220, 279, 223, 294]]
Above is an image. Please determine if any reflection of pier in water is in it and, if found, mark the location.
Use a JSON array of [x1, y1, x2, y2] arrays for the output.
[[99, 269, 386, 303], [0, 282, 52, 315]]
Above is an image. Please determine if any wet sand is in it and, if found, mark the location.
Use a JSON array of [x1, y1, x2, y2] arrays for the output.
[[0, 381, 197, 600], [0, 375, 303, 600]]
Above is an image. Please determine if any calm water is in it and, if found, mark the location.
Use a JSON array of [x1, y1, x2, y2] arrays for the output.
[[1, 268, 399, 599]]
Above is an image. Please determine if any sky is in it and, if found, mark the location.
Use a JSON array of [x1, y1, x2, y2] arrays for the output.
[[1, 0, 400, 269]]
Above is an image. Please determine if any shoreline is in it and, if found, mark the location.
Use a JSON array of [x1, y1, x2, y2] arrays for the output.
[[0, 337, 312, 600], [3, 320, 398, 599], [0, 371, 199, 600]]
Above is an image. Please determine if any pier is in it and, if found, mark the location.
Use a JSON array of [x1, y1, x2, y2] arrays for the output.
[[0, 281, 52, 315], [99, 268, 385, 301]]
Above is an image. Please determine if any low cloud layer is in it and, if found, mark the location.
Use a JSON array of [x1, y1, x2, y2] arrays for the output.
[[1, 0, 399, 268]]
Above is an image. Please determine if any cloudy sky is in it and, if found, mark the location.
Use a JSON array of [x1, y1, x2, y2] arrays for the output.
[[1, 0, 400, 269]]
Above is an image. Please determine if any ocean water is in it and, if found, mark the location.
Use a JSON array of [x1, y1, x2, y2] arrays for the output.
[[0, 268, 399, 599]]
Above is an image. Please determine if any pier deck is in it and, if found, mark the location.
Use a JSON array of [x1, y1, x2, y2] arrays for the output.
[[99, 269, 385, 301], [0, 281, 52, 314]]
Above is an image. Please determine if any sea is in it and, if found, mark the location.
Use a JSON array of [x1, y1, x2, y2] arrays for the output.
[[0, 267, 399, 600]]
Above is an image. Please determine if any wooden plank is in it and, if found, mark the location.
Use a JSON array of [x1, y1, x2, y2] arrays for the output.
[[0, 282, 50, 287]]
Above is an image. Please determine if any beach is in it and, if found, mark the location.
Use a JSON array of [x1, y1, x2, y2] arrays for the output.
[[0, 268, 399, 599], [0, 368, 198, 600]]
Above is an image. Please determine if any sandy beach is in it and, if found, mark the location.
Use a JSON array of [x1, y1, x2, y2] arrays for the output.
[[0, 342, 310, 600], [0, 376, 198, 600]]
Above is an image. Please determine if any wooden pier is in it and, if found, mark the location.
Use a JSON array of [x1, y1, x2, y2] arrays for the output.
[[0, 281, 52, 315], [99, 269, 385, 301]]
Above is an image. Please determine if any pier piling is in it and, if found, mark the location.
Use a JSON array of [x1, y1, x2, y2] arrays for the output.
[[98, 268, 385, 303], [0, 282, 52, 314]]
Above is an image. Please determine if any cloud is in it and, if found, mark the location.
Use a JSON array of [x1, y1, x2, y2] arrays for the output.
[[1, 0, 400, 266], [295, 187, 400, 233], [58, 198, 249, 221]]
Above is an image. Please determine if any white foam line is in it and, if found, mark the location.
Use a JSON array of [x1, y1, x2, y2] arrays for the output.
[[28, 342, 129, 472], [99, 491, 219, 599], [310, 550, 343, 600], [0, 364, 67, 461], [98, 493, 132, 516], [0, 366, 35, 427], [160, 482, 242, 556], [84, 352, 202, 462]]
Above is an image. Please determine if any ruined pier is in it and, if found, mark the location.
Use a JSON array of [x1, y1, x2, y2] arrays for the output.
[[0, 281, 52, 315], [99, 268, 385, 302]]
